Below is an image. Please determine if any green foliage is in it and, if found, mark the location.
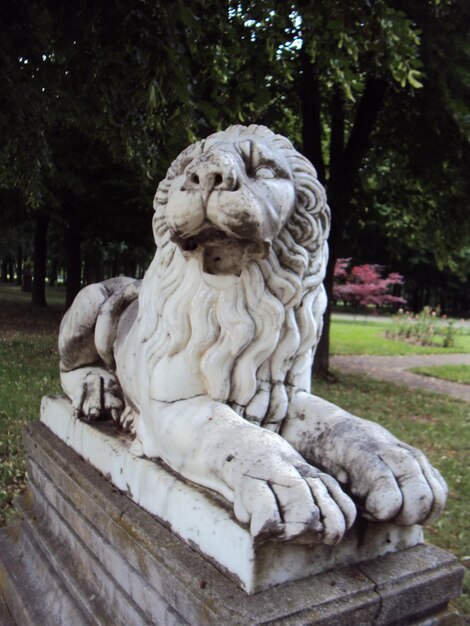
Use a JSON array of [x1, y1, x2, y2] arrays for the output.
[[297, 1, 424, 96], [0, 333, 61, 519], [1, 0, 469, 355], [356, 2, 470, 270]]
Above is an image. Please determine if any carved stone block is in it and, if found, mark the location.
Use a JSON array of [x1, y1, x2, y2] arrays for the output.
[[0, 421, 463, 625], [41, 395, 425, 594]]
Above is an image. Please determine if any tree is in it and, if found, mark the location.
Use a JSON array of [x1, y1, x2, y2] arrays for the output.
[[230, 1, 430, 373], [2, 0, 469, 329], [333, 258, 406, 310], [0, 0, 204, 305], [1, 0, 286, 306], [239, 1, 470, 374], [295, 2, 429, 374]]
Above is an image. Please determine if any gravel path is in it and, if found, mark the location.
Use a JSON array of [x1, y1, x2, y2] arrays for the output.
[[331, 353, 470, 403]]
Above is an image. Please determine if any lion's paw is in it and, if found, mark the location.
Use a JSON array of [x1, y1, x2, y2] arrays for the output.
[[346, 440, 447, 526], [72, 371, 125, 427], [231, 459, 356, 545]]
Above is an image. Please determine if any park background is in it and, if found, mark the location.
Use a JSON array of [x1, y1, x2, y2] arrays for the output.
[[1, 0, 469, 616]]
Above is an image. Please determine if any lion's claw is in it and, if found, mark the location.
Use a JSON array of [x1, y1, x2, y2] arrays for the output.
[[72, 371, 124, 425], [344, 439, 447, 526], [307, 473, 357, 543], [231, 456, 356, 545], [118, 405, 137, 433]]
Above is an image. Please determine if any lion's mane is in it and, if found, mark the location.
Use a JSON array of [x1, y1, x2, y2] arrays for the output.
[[138, 125, 330, 432]]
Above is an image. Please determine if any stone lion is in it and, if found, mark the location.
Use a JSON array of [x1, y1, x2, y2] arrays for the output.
[[59, 125, 447, 545]]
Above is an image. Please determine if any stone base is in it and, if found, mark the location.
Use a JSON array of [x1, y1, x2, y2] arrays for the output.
[[40, 396, 426, 594], [0, 422, 464, 625]]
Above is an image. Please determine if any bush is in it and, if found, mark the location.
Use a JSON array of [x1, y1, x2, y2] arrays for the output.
[[333, 258, 406, 310], [386, 306, 459, 347]]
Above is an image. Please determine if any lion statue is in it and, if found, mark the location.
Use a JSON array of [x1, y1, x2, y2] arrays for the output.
[[59, 125, 447, 545]]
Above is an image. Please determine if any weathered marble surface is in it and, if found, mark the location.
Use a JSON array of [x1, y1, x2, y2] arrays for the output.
[[0, 421, 464, 625], [57, 124, 447, 551], [41, 395, 425, 594]]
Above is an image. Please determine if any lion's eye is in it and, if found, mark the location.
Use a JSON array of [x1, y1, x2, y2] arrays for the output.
[[254, 166, 276, 179]]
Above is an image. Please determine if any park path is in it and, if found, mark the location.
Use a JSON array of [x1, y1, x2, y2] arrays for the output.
[[331, 353, 470, 403]]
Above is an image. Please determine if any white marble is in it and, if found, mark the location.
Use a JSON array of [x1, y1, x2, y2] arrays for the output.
[[56, 125, 447, 555], [41, 395, 424, 594]]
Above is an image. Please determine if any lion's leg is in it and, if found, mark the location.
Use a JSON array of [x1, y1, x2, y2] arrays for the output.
[[282, 392, 447, 526], [59, 282, 127, 426], [59, 283, 108, 372], [137, 395, 356, 544]]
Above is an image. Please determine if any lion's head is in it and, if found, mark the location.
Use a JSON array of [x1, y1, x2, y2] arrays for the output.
[[164, 128, 297, 276], [139, 125, 330, 431]]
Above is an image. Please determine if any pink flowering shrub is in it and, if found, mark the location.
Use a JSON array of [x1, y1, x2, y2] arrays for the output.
[[333, 258, 406, 309]]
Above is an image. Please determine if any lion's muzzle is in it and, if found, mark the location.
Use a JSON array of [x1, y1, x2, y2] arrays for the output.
[[183, 150, 240, 203], [165, 142, 296, 275], [166, 148, 246, 243]]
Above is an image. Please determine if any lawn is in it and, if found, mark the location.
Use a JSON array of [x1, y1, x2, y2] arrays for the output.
[[0, 288, 468, 615], [0, 284, 64, 523], [331, 316, 470, 355], [314, 372, 470, 615], [410, 364, 470, 385]]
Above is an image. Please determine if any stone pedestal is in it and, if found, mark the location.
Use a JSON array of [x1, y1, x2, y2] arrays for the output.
[[0, 419, 464, 625], [39, 396, 426, 595]]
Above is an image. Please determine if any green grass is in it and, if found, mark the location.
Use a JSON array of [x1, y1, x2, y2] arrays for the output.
[[331, 318, 470, 355], [0, 284, 64, 523], [0, 283, 66, 307], [410, 365, 470, 385], [0, 288, 468, 615]]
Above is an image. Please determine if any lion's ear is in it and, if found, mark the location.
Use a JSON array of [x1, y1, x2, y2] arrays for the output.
[[172, 141, 205, 177]]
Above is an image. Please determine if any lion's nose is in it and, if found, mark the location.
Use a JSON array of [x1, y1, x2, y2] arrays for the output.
[[184, 151, 239, 202]]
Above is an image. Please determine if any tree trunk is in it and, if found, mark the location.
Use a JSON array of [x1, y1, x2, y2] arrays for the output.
[[31, 214, 49, 307], [83, 246, 103, 285], [313, 254, 334, 378], [6, 258, 14, 281], [1, 258, 7, 282], [22, 265, 32, 292], [311, 90, 346, 376], [16, 244, 23, 286], [49, 255, 58, 287], [112, 254, 118, 277], [65, 223, 82, 309], [312, 78, 387, 376], [299, 47, 325, 183], [312, 212, 341, 377]]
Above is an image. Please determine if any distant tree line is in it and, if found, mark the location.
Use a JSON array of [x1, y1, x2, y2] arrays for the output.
[[1, 0, 469, 373]]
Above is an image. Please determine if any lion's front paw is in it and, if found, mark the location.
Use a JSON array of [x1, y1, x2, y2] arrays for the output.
[[229, 455, 356, 545], [72, 371, 124, 425], [347, 441, 447, 526]]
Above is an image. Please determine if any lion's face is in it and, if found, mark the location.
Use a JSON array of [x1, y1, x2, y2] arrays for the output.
[[165, 137, 296, 275]]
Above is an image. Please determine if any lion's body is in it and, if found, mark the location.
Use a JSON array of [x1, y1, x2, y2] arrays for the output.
[[59, 125, 447, 544]]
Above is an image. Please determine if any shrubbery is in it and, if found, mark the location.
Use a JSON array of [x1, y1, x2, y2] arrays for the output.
[[386, 306, 459, 348], [333, 258, 406, 310]]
